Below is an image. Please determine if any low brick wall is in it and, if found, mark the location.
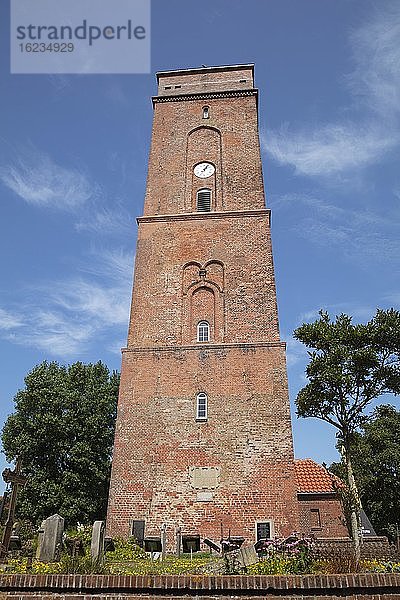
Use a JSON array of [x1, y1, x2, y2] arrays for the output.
[[1, 573, 400, 599], [315, 537, 399, 560]]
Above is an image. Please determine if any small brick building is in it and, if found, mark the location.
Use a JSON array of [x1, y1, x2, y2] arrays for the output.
[[106, 64, 347, 548], [295, 459, 348, 538]]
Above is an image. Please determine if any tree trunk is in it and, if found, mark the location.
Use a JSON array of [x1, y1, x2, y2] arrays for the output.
[[341, 445, 362, 565]]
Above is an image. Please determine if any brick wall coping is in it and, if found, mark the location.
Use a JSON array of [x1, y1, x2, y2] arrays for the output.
[[122, 341, 287, 354], [137, 209, 270, 224], [152, 89, 258, 105], [0, 573, 399, 595]]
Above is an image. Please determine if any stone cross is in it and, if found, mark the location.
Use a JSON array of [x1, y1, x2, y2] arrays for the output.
[[0, 458, 27, 561]]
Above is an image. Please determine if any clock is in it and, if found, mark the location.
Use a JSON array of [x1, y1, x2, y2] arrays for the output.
[[194, 162, 215, 178]]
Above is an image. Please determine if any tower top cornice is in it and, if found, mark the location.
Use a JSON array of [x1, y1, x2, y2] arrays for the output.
[[156, 63, 254, 80], [155, 64, 255, 98]]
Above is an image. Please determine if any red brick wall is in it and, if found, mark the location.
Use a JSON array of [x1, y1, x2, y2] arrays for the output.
[[157, 64, 255, 96], [127, 212, 280, 347], [144, 96, 264, 214], [107, 344, 298, 542], [298, 494, 349, 538], [107, 66, 299, 545], [1, 573, 400, 599]]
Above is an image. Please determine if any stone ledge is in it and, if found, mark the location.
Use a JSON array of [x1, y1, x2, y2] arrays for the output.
[[137, 209, 270, 225], [122, 341, 286, 354], [152, 89, 258, 105]]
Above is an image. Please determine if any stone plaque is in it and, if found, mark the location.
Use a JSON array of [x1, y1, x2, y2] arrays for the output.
[[196, 491, 213, 502], [189, 467, 220, 489]]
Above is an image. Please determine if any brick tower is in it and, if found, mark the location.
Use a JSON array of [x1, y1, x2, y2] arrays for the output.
[[107, 64, 299, 547]]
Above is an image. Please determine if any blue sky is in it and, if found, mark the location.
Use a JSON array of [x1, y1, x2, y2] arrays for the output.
[[1, 0, 399, 492]]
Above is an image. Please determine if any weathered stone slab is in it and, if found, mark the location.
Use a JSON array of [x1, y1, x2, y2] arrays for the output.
[[238, 544, 258, 567], [91, 521, 105, 564], [189, 466, 220, 489], [36, 514, 64, 562]]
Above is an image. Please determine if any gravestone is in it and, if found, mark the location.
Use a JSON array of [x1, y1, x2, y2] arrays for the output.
[[91, 520, 105, 564], [36, 514, 64, 562], [161, 523, 167, 560], [225, 544, 259, 571], [36, 519, 45, 558], [175, 526, 182, 557], [238, 544, 258, 567]]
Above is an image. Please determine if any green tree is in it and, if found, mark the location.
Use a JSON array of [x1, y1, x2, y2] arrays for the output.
[[331, 404, 400, 541], [294, 308, 400, 561], [1, 361, 119, 526]]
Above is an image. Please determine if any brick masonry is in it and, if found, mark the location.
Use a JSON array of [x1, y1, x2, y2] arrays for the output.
[[1, 573, 400, 599], [107, 64, 305, 544], [298, 494, 348, 538]]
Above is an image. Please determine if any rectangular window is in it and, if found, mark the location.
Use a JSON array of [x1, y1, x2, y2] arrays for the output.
[[310, 508, 321, 529], [130, 519, 145, 547]]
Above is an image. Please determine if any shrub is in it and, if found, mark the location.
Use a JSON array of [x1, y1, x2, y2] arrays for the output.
[[251, 533, 316, 575], [105, 537, 147, 562]]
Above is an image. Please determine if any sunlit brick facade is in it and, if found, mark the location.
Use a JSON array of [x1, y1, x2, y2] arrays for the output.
[[106, 65, 300, 547]]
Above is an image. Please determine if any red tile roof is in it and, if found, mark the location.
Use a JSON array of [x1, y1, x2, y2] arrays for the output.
[[294, 459, 338, 493]]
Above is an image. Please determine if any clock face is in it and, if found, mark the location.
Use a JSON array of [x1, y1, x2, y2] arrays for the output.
[[194, 162, 215, 178]]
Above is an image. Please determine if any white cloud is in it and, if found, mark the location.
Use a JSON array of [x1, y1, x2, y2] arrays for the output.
[[297, 309, 322, 324], [75, 207, 133, 236], [107, 338, 126, 356], [0, 248, 133, 358], [51, 278, 130, 328], [349, 3, 400, 118], [0, 308, 23, 330], [262, 1, 400, 178], [273, 192, 400, 264], [0, 147, 94, 210], [285, 336, 308, 368], [80, 247, 134, 283], [262, 123, 396, 177], [14, 311, 95, 356], [100, 247, 134, 281]]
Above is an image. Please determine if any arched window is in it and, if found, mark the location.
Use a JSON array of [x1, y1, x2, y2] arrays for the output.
[[196, 188, 211, 212], [197, 320, 210, 342], [203, 106, 209, 119], [196, 392, 208, 421]]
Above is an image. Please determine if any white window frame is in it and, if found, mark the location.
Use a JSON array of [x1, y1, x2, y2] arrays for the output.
[[196, 392, 208, 421], [197, 320, 210, 342], [255, 520, 275, 542]]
